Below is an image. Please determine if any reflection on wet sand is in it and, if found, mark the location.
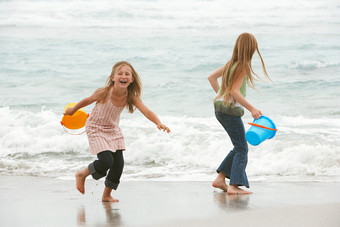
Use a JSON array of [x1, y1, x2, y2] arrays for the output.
[[76, 203, 122, 226], [77, 205, 86, 226], [213, 192, 250, 211], [102, 202, 122, 226]]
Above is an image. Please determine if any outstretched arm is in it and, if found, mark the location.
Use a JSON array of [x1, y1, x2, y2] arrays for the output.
[[208, 66, 224, 93], [64, 89, 103, 116], [134, 98, 170, 133]]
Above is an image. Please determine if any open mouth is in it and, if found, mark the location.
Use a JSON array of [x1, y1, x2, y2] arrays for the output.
[[119, 81, 127, 84]]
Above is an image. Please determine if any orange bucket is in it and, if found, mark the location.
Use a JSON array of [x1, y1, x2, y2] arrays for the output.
[[60, 103, 89, 134]]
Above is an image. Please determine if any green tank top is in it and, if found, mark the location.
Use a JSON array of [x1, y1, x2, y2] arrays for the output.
[[214, 64, 247, 117]]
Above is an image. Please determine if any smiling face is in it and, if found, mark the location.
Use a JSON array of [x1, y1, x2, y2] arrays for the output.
[[111, 65, 134, 88]]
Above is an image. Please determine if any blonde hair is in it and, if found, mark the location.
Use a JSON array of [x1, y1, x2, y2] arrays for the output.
[[98, 61, 142, 113], [216, 33, 271, 104]]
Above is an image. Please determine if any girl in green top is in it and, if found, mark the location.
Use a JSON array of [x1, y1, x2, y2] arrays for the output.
[[208, 33, 271, 194]]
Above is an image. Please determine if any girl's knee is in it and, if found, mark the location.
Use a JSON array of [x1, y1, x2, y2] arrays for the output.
[[102, 159, 114, 170], [235, 146, 248, 155]]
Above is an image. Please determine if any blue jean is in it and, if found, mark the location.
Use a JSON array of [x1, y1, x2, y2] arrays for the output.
[[215, 111, 249, 188]]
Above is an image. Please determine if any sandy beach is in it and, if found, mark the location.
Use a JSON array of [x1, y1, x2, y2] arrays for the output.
[[0, 176, 340, 227]]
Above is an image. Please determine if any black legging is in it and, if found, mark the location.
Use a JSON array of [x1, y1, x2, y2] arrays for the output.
[[88, 150, 124, 190]]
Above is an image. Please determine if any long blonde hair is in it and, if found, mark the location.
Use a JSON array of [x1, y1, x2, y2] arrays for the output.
[[216, 33, 271, 104], [98, 61, 142, 113]]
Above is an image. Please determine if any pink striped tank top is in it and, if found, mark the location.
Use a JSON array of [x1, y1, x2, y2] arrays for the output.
[[85, 91, 125, 155]]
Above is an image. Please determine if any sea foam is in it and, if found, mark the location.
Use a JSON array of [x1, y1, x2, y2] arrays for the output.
[[1, 106, 339, 181]]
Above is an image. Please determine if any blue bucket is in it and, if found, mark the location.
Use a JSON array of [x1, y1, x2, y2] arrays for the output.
[[246, 116, 277, 146]]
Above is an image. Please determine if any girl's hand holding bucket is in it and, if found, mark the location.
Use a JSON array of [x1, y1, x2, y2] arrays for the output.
[[250, 107, 262, 119], [60, 103, 89, 134], [64, 106, 75, 116]]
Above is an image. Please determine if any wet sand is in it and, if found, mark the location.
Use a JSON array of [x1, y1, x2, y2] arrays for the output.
[[0, 175, 339, 227]]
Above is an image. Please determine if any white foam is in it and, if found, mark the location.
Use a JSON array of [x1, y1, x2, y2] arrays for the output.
[[289, 60, 340, 70], [1, 107, 340, 181]]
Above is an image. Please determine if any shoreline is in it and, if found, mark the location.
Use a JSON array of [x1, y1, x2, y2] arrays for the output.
[[1, 175, 340, 227]]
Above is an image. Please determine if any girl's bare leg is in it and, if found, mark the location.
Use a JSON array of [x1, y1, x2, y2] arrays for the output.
[[212, 172, 229, 192], [102, 187, 119, 202], [227, 185, 253, 195], [75, 167, 90, 194]]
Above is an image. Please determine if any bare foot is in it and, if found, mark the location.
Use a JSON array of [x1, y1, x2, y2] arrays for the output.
[[75, 168, 90, 194], [212, 179, 229, 192], [102, 196, 119, 203], [227, 185, 253, 195], [102, 186, 119, 202]]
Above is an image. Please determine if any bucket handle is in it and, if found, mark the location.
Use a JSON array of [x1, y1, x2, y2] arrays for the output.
[[60, 121, 86, 135], [248, 123, 278, 131]]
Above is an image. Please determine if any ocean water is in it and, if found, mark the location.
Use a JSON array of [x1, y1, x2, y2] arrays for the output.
[[1, 0, 340, 182]]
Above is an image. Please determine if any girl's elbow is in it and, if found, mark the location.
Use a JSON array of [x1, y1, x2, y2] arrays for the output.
[[230, 90, 237, 97], [143, 110, 153, 120], [230, 90, 241, 99], [208, 76, 216, 84], [208, 73, 216, 81]]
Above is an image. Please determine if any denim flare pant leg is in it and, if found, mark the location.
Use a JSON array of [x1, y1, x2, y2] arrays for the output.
[[215, 111, 249, 188]]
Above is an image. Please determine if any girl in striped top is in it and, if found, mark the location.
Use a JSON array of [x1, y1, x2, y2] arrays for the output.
[[64, 61, 170, 202]]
